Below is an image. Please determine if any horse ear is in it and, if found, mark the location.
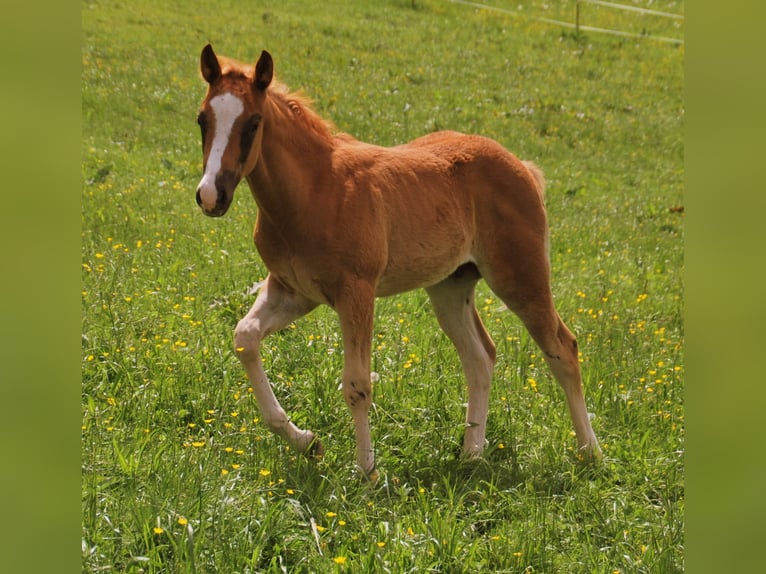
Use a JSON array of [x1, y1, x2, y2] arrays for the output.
[[254, 50, 273, 91], [201, 44, 221, 84]]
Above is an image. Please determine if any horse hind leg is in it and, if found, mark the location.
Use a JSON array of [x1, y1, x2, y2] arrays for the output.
[[525, 307, 601, 462], [482, 262, 602, 463], [476, 158, 600, 462], [233, 275, 321, 457], [426, 263, 497, 458]]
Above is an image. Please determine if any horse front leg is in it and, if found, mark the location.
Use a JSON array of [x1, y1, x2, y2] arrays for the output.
[[334, 281, 376, 480], [234, 274, 320, 456]]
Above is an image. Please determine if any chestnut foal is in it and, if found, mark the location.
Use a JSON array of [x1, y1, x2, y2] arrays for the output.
[[195, 45, 601, 478]]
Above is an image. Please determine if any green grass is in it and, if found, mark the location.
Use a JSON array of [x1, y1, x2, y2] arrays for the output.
[[82, 0, 684, 571]]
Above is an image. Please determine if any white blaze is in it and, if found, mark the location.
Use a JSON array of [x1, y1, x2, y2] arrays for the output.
[[197, 93, 244, 210]]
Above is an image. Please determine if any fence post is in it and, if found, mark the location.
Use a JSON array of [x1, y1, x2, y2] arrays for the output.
[[576, 1, 580, 34]]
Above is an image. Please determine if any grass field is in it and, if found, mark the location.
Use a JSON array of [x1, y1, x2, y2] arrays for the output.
[[81, 0, 684, 571]]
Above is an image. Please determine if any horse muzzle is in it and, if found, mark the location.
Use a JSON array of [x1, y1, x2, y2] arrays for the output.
[[196, 170, 239, 217]]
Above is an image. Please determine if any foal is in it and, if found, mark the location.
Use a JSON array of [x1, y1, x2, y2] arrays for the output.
[[195, 45, 601, 478]]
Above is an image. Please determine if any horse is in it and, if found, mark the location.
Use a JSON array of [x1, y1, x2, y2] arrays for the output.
[[194, 44, 601, 479]]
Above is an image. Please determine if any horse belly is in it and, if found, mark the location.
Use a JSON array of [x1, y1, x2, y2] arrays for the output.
[[375, 263, 464, 297], [375, 226, 473, 297]]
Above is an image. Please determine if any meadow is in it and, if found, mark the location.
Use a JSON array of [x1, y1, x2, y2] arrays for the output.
[[81, 0, 684, 571]]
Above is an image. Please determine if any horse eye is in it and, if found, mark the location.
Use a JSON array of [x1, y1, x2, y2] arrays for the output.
[[246, 115, 261, 134], [197, 112, 207, 151], [238, 114, 262, 165]]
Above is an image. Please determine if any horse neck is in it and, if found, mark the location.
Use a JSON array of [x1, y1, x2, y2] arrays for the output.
[[247, 95, 334, 220]]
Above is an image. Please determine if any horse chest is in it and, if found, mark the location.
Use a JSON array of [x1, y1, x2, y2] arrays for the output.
[[253, 226, 334, 305]]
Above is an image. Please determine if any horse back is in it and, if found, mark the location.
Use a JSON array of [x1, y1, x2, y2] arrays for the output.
[[333, 131, 547, 295]]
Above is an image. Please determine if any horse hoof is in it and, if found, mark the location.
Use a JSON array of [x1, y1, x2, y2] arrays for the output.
[[459, 448, 484, 461], [576, 443, 603, 465], [305, 435, 325, 460], [363, 466, 379, 485]]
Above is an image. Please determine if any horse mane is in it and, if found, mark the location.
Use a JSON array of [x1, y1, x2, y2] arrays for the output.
[[215, 55, 253, 80], [268, 81, 342, 144], [213, 54, 349, 145]]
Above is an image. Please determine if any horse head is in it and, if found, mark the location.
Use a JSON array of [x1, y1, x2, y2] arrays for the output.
[[195, 44, 273, 217]]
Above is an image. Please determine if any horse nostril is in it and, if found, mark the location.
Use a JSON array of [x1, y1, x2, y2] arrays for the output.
[[195, 189, 203, 207]]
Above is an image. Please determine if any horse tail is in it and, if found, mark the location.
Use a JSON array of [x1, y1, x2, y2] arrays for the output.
[[522, 160, 546, 201]]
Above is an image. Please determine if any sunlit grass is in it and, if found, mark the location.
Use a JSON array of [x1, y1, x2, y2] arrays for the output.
[[82, 0, 683, 572]]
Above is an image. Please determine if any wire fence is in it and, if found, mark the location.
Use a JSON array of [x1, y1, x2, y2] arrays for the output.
[[448, 0, 684, 45]]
